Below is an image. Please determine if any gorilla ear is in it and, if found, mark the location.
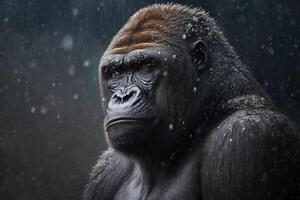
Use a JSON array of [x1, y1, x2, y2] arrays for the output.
[[191, 40, 208, 70]]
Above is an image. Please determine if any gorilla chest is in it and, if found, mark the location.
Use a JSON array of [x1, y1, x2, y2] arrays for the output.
[[114, 162, 200, 200]]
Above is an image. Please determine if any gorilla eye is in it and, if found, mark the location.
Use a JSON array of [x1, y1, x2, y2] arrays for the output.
[[111, 69, 120, 78], [140, 63, 152, 72]]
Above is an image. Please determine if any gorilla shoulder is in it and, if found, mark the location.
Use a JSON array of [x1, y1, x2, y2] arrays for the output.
[[201, 108, 299, 199]]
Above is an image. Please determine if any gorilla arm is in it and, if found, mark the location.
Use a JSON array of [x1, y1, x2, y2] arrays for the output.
[[200, 109, 299, 200]]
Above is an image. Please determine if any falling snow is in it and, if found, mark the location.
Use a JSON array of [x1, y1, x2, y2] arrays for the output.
[[30, 106, 36, 113], [40, 106, 49, 114], [68, 65, 76, 76], [83, 60, 90, 67], [72, 8, 79, 17], [267, 47, 274, 55], [61, 34, 74, 51], [73, 94, 79, 100]]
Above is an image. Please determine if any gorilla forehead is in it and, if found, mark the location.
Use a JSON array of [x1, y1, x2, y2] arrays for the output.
[[108, 4, 210, 55]]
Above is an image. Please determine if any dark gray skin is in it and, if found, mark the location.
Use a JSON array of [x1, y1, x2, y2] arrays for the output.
[[84, 4, 299, 200]]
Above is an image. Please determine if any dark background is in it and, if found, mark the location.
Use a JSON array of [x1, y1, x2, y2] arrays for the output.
[[0, 0, 299, 199]]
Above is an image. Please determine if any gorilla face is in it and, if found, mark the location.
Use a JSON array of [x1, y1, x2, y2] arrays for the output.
[[99, 41, 207, 153], [99, 48, 169, 151]]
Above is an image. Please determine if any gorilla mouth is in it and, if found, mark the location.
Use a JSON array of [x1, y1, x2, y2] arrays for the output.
[[105, 117, 157, 130]]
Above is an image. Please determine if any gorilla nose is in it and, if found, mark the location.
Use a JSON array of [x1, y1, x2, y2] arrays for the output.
[[109, 86, 142, 109]]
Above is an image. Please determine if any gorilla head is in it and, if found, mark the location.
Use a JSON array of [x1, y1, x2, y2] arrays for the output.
[[98, 5, 223, 157]]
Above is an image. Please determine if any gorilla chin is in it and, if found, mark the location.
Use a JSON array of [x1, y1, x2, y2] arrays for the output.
[[105, 117, 158, 151]]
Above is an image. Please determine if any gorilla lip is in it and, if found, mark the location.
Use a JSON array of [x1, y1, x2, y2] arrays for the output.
[[105, 117, 156, 129]]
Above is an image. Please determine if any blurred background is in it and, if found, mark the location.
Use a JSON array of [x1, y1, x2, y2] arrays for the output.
[[0, 0, 299, 199]]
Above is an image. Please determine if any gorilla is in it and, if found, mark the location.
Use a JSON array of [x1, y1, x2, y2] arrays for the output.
[[84, 4, 299, 200]]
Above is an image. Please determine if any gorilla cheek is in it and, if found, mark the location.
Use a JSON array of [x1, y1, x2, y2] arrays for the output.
[[154, 82, 170, 118]]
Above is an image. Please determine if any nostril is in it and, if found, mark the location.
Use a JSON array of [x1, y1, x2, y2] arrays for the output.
[[123, 90, 137, 102], [130, 90, 137, 97], [112, 94, 122, 103]]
